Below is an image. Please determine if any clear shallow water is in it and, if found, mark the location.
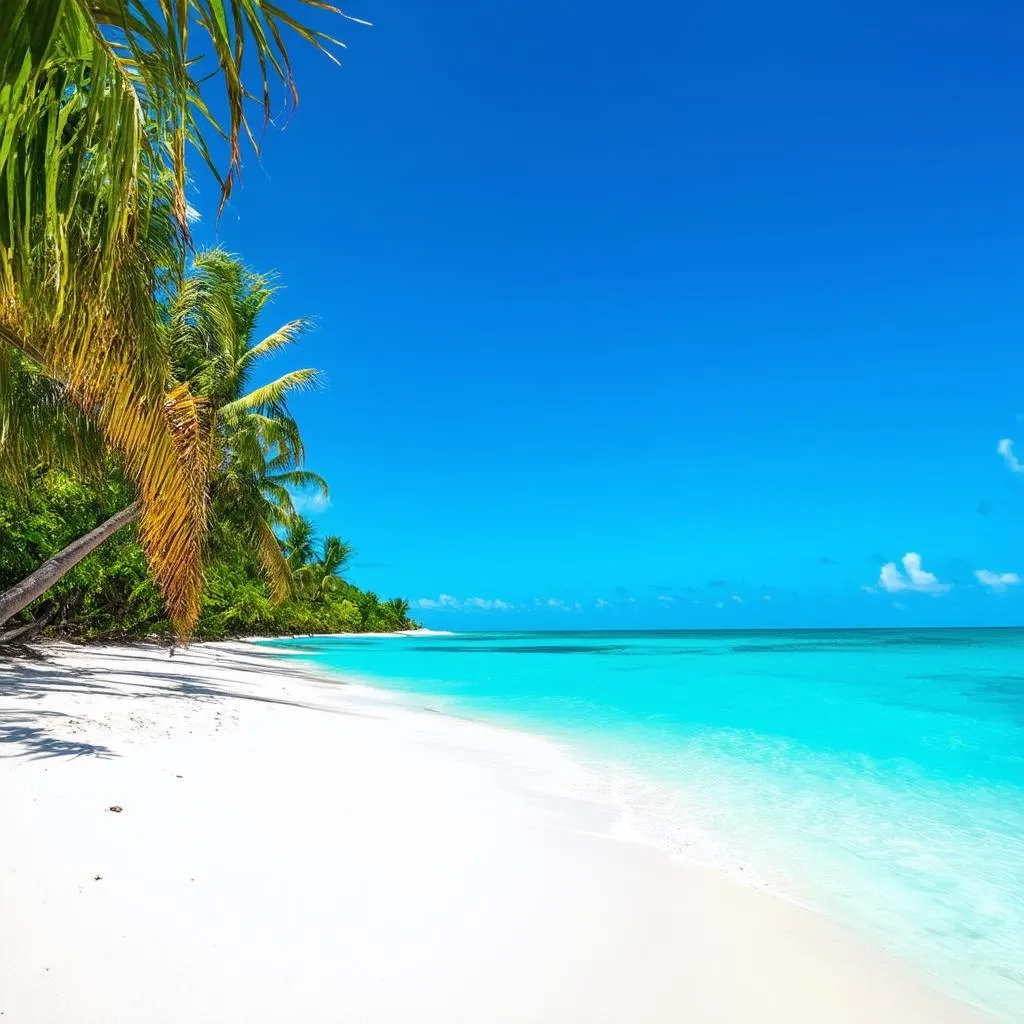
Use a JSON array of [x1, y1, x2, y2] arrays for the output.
[[264, 629, 1024, 1019]]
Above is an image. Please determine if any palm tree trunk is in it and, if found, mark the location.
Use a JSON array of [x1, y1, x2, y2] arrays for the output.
[[0, 502, 141, 627]]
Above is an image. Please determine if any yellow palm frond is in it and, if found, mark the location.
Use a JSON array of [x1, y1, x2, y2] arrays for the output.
[[241, 318, 312, 368], [0, 295, 214, 639], [254, 514, 293, 604]]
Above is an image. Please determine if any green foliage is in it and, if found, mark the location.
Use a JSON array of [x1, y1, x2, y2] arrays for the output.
[[0, 471, 169, 638], [1, 242, 417, 641], [0, 471, 417, 641]]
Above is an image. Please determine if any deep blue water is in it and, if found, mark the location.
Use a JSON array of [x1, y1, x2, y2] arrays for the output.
[[264, 629, 1024, 1018]]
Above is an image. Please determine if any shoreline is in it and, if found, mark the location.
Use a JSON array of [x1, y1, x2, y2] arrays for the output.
[[1, 641, 986, 1022]]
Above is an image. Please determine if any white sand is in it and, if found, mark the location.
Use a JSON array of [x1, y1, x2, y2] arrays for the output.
[[0, 641, 984, 1023]]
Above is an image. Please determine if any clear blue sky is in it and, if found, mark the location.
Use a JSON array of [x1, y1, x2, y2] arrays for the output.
[[197, 0, 1024, 629]]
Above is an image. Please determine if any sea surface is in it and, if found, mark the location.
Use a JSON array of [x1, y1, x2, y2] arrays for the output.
[[263, 628, 1024, 1019]]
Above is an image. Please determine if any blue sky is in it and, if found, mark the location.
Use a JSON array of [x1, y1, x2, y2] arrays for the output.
[[196, 0, 1024, 629]]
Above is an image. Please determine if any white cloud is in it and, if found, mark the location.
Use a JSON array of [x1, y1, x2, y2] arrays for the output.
[[292, 491, 331, 513], [657, 594, 674, 604], [762, 595, 772, 602], [595, 599, 611, 608], [998, 438, 1024, 473], [574, 601, 582, 611], [628, 596, 637, 604], [975, 569, 1022, 592], [877, 553, 951, 595], [466, 597, 514, 610], [413, 594, 459, 610], [414, 594, 512, 611], [713, 600, 724, 609], [731, 594, 743, 603], [861, 584, 876, 594], [539, 598, 569, 610]]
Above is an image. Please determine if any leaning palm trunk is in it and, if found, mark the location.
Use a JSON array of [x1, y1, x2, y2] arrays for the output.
[[0, 502, 140, 629]]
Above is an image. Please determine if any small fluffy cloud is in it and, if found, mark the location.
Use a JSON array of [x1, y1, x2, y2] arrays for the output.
[[466, 597, 514, 609], [713, 600, 724, 609], [412, 594, 458, 610], [877, 553, 951, 595], [595, 599, 611, 609], [975, 569, 1021, 592], [762, 595, 772, 602], [731, 594, 743, 603], [657, 595, 674, 604], [414, 594, 511, 611], [998, 439, 1024, 473]]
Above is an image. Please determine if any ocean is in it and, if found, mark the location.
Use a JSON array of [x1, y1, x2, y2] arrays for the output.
[[263, 628, 1024, 1019]]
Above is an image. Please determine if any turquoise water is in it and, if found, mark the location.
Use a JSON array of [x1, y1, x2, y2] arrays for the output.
[[265, 629, 1024, 1018]]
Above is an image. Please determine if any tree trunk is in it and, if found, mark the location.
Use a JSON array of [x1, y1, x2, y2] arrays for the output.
[[0, 605, 58, 645], [0, 502, 141, 627]]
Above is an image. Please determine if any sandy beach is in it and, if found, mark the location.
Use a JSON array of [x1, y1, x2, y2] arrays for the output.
[[0, 641, 984, 1023]]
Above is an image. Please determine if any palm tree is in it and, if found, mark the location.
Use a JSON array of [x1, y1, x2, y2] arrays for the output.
[[171, 250, 326, 602], [214, 415, 327, 602], [0, 251, 324, 630], [170, 249, 322, 422], [299, 537, 354, 602], [356, 589, 381, 631], [386, 598, 411, 628], [283, 517, 318, 572], [0, 2, 354, 637], [0, 180, 214, 636]]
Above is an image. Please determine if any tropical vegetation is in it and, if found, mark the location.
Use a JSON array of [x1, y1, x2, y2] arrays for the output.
[[0, 3, 416, 643]]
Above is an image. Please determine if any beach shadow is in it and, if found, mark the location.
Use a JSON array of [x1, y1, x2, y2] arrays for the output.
[[0, 643, 361, 761], [0, 709, 116, 761]]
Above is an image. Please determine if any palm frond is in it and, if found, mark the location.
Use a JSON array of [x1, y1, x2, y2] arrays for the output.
[[272, 469, 328, 495], [241, 318, 312, 367], [0, 207, 213, 639], [0, 345, 106, 488], [128, 383, 214, 637], [218, 367, 323, 419], [1, 1, 359, 303], [282, 514, 317, 569], [254, 514, 292, 603]]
